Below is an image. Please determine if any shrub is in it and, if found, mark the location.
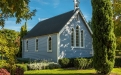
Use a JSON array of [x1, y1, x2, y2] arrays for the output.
[[58, 58, 70, 68], [14, 66, 24, 75], [16, 64, 27, 71], [68, 58, 75, 67], [27, 63, 43, 70], [48, 63, 61, 69], [74, 58, 93, 69], [0, 68, 10, 75], [0, 60, 7, 68], [115, 57, 121, 67], [27, 62, 60, 70], [17, 58, 30, 63]]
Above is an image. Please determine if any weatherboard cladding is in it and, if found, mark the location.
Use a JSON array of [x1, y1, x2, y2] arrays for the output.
[[23, 10, 74, 39]]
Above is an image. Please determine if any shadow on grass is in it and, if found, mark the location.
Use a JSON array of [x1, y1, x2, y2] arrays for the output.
[[24, 73, 96, 75]]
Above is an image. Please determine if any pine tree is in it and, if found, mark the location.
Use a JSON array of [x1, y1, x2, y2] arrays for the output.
[[91, 0, 116, 74]]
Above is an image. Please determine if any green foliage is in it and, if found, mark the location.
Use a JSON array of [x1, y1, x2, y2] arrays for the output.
[[18, 22, 28, 57], [17, 58, 30, 63], [58, 58, 70, 68], [48, 63, 61, 69], [16, 64, 27, 71], [14, 66, 24, 75], [68, 58, 75, 67], [0, 29, 20, 75], [74, 58, 93, 69], [115, 50, 121, 56], [113, 0, 121, 50], [88, 20, 92, 30], [91, 0, 116, 74], [0, 0, 36, 27], [0, 60, 7, 68], [115, 57, 121, 67]]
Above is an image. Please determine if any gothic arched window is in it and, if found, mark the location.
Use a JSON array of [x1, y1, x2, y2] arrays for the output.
[[76, 26, 80, 46], [48, 36, 52, 52], [71, 28, 74, 46]]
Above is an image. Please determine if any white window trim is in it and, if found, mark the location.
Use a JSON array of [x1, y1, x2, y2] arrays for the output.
[[35, 38, 38, 52], [47, 36, 52, 52], [80, 30, 85, 48], [25, 39, 28, 52]]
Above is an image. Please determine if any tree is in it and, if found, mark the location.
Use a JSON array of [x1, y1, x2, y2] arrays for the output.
[[0, 29, 20, 75], [88, 20, 92, 30], [113, 0, 121, 50], [0, 0, 36, 27], [18, 22, 27, 57], [91, 0, 116, 74]]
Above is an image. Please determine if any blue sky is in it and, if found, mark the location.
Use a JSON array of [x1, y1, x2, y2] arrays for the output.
[[4, 0, 92, 31]]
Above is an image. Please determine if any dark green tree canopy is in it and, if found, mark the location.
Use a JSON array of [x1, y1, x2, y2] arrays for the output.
[[0, 0, 36, 27]]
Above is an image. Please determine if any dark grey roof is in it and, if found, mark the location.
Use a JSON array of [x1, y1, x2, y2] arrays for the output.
[[23, 10, 74, 39]]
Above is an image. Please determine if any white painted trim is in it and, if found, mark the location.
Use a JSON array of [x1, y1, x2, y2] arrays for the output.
[[59, 11, 78, 35], [58, 10, 93, 47], [35, 38, 38, 52], [78, 9, 93, 35], [47, 36, 52, 52], [57, 33, 60, 63]]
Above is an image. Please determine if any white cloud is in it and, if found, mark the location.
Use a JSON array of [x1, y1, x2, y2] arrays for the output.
[[83, 14, 91, 21], [52, 0, 60, 8], [38, 18, 48, 22]]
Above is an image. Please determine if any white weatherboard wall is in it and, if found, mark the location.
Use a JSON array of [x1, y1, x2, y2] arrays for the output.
[[59, 13, 93, 59], [22, 34, 58, 62]]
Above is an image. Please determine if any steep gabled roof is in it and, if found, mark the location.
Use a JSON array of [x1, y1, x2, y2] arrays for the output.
[[23, 10, 74, 39]]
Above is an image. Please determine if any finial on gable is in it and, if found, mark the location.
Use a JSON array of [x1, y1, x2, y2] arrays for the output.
[[73, 0, 80, 11]]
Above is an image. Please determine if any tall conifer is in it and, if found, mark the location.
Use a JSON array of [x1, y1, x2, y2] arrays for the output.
[[18, 22, 27, 57], [91, 0, 116, 74]]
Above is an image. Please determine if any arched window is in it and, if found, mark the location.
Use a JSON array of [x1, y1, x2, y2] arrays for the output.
[[81, 30, 84, 47], [26, 40, 28, 50], [48, 37, 52, 51], [76, 26, 80, 46], [36, 39, 38, 51], [71, 28, 74, 46]]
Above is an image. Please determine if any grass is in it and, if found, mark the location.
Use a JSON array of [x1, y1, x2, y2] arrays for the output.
[[24, 68, 121, 75]]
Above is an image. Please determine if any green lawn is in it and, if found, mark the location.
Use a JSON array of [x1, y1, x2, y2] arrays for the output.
[[24, 68, 121, 75]]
